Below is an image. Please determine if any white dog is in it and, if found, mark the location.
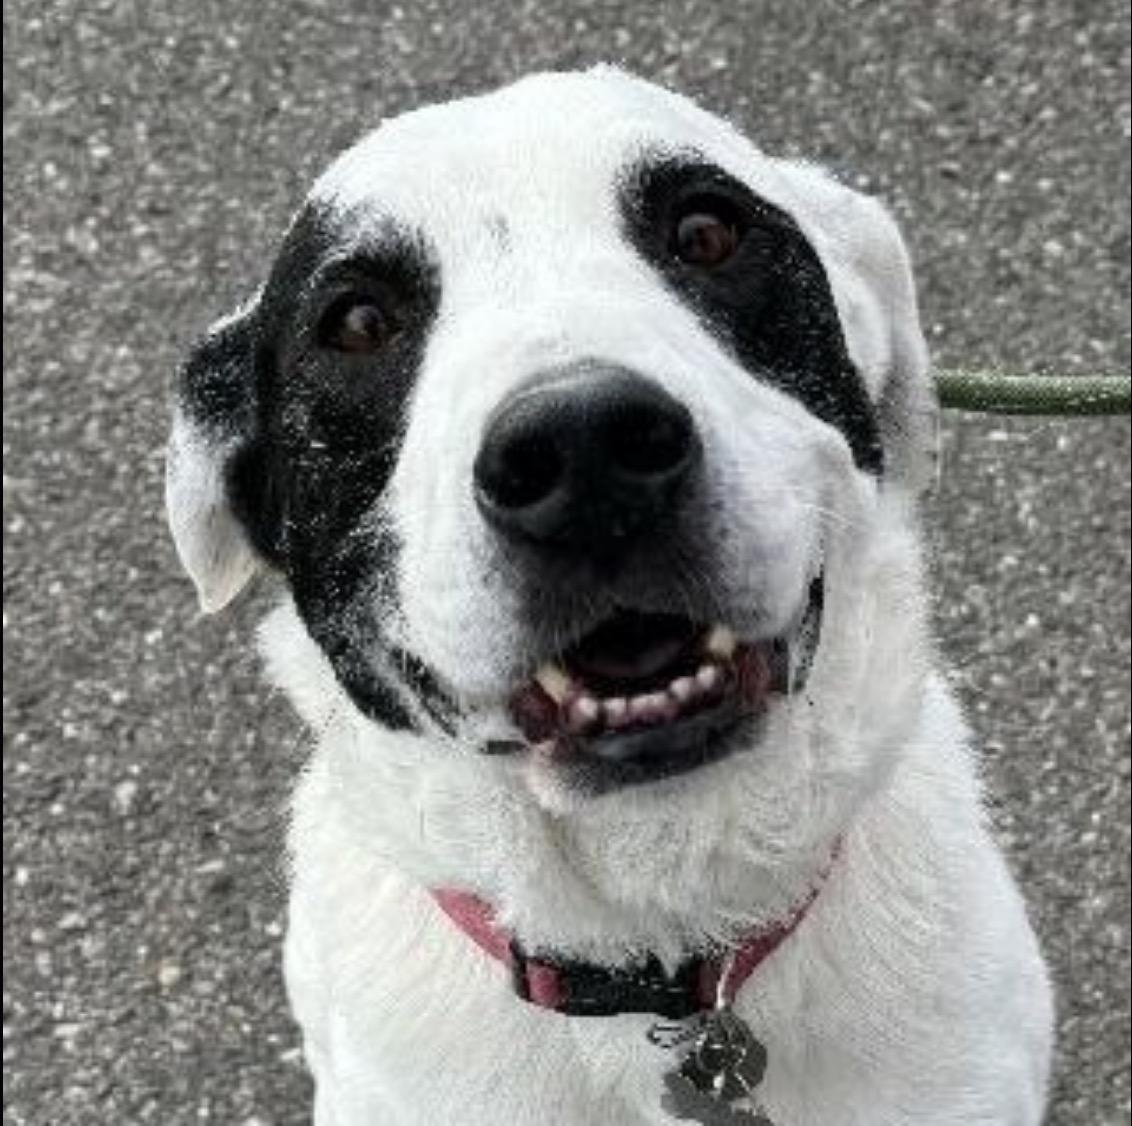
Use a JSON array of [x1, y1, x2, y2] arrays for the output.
[[166, 68, 1053, 1125]]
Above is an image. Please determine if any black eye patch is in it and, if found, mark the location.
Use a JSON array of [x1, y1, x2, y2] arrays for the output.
[[222, 204, 453, 732], [620, 155, 883, 475]]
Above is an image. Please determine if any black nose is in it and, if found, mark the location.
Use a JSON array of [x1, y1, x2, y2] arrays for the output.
[[474, 365, 701, 559]]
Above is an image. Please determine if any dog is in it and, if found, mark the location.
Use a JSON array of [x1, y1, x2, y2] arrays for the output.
[[166, 67, 1053, 1125]]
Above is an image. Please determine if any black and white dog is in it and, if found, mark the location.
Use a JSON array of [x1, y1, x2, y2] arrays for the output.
[[167, 68, 1052, 1125]]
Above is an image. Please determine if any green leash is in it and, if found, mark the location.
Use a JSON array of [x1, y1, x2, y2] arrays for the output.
[[935, 371, 1130, 416]]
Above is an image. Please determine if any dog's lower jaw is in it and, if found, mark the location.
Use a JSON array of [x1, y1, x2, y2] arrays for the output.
[[285, 678, 1051, 1126]]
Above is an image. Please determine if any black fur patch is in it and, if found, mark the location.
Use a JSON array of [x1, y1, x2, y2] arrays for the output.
[[179, 203, 456, 732], [179, 309, 258, 440], [619, 155, 883, 474]]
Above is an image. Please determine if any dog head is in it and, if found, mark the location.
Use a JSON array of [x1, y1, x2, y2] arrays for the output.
[[168, 68, 936, 940]]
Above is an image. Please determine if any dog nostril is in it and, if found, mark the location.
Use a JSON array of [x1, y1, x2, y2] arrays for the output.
[[605, 404, 695, 478], [477, 430, 564, 510], [495, 434, 562, 508]]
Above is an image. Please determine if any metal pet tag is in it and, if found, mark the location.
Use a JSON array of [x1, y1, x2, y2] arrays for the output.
[[652, 956, 775, 1126]]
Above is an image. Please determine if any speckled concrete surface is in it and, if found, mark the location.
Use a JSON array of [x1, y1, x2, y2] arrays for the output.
[[3, 2, 1128, 1123]]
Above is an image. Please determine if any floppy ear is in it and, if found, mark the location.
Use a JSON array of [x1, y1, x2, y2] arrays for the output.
[[165, 298, 266, 613], [851, 194, 938, 493], [776, 164, 938, 492]]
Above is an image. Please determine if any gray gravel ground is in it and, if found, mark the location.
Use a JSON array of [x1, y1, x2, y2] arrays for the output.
[[3, 2, 1129, 1123]]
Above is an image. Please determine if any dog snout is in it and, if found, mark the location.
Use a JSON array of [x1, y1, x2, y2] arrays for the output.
[[473, 364, 701, 560]]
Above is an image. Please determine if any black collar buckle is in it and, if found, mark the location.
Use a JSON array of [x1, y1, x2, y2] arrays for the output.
[[510, 938, 705, 1020]]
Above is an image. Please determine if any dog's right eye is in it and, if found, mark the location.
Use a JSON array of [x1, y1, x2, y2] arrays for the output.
[[319, 296, 397, 354]]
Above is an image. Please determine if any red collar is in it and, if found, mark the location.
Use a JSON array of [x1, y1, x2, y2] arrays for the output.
[[431, 874, 825, 1019]]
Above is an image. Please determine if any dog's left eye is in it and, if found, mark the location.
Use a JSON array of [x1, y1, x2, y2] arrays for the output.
[[671, 201, 743, 268], [319, 296, 397, 354]]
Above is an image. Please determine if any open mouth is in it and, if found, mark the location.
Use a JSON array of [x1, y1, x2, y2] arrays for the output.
[[507, 578, 822, 789]]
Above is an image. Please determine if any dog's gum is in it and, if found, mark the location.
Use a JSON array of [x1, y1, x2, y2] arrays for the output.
[[736, 646, 772, 704], [511, 683, 560, 742]]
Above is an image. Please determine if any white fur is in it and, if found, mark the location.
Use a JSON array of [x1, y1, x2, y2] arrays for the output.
[[165, 415, 258, 613], [171, 68, 1052, 1124]]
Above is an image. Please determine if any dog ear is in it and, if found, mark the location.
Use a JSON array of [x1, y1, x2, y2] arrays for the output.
[[854, 196, 938, 494], [780, 165, 938, 492], [165, 297, 268, 613]]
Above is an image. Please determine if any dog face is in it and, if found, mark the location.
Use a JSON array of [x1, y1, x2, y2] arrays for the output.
[[168, 68, 935, 825]]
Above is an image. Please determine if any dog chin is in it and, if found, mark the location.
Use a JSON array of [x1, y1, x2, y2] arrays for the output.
[[516, 711, 764, 816]]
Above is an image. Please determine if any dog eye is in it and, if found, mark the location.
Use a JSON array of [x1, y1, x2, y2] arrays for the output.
[[672, 203, 742, 268], [319, 296, 397, 354]]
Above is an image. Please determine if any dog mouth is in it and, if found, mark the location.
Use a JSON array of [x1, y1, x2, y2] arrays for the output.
[[505, 579, 822, 789]]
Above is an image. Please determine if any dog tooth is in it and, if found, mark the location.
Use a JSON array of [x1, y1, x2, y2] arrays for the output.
[[627, 696, 651, 723], [575, 694, 601, 719], [704, 625, 737, 659], [603, 697, 630, 728], [695, 664, 722, 692], [567, 695, 601, 733], [669, 676, 697, 703], [534, 663, 571, 704], [629, 692, 669, 724]]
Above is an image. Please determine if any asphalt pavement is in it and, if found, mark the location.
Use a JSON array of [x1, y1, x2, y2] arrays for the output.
[[3, 2, 1129, 1123]]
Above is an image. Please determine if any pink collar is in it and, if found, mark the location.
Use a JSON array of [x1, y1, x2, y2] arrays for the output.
[[431, 875, 825, 1019]]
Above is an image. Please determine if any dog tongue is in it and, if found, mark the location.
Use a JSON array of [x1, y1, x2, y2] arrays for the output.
[[565, 611, 697, 682]]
